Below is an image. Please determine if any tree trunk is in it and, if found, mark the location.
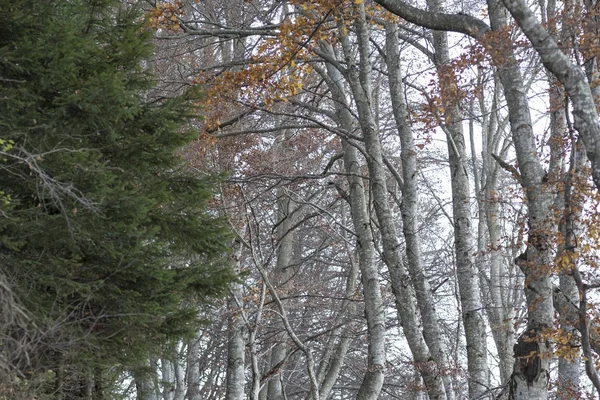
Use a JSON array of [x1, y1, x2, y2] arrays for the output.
[[161, 358, 174, 400], [186, 338, 202, 400], [321, 52, 386, 400], [426, 0, 489, 394], [133, 361, 160, 400], [472, 79, 514, 387], [385, 20, 453, 400], [225, 239, 246, 400]]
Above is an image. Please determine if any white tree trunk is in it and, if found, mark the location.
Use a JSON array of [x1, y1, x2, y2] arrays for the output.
[[265, 130, 300, 400], [321, 55, 386, 400], [473, 81, 514, 387], [385, 20, 454, 400], [329, 5, 446, 398], [185, 338, 202, 400], [425, 0, 489, 395], [225, 239, 246, 400]]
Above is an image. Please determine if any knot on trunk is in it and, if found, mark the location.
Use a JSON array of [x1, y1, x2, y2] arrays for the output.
[[513, 329, 544, 387]]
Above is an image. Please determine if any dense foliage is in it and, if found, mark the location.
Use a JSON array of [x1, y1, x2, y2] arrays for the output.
[[0, 0, 234, 397]]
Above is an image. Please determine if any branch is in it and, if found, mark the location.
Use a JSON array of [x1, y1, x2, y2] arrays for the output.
[[214, 124, 325, 139], [382, 155, 405, 190], [374, 0, 491, 38], [205, 109, 256, 134], [498, 0, 600, 191], [491, 153, 522, 182], [178, 21, 279, 39], [553, 286, 600, 355]]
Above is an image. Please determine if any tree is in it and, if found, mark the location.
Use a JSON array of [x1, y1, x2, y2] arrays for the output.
[[0, 0, 235, 398]]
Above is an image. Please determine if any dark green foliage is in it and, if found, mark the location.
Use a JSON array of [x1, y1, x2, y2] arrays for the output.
[[0, 0, 234, 397]]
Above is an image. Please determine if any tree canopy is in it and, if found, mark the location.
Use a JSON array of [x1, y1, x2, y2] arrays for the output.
[[0, 0, 235, 397]]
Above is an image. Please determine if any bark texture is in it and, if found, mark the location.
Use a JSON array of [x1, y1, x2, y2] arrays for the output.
[[225, 240, 246, 400], [426, 0, 489, 395], [322, 55, 386, 399], [372, 1, 557, 398], [385, 20, 454, 400]]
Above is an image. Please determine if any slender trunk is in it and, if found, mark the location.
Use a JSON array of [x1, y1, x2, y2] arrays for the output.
[[320, 54, 386, 400], [485, 194, 515, 387], [133, 361, 160, 400], [473, 79, 515, 387], [161, 359, 174, 400], [250, 283, 267, 400], [186, 338, 202, 400], [225, 239, 246, 400], [484, 2, 555, 399], [444, 112, 489, 399], [543, 14, 581, 389], [557, 276, 580, 398], [426, 0, 489, 394], [385, 20, 453, 400], [266, 185, 297, 400], [339, 141, 386, 400], [556, 130, 587, 397], [172, 354, 185, 400]]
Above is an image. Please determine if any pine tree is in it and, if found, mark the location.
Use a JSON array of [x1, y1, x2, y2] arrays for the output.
[[0, 0, 235, 397]]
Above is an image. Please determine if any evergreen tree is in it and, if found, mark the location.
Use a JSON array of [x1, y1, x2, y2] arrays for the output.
[[0, 0, 235, 397]]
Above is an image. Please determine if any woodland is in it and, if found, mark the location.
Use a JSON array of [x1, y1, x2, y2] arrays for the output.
[[3, 0, 600, 399]]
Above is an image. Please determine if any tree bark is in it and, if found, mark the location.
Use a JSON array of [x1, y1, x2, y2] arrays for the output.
[[225, 239, 246, 400], [321, 52, 386, 400], [327, 5, 446, 398], [425, 0, 489, 395], [385, 20, 454, 400]]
